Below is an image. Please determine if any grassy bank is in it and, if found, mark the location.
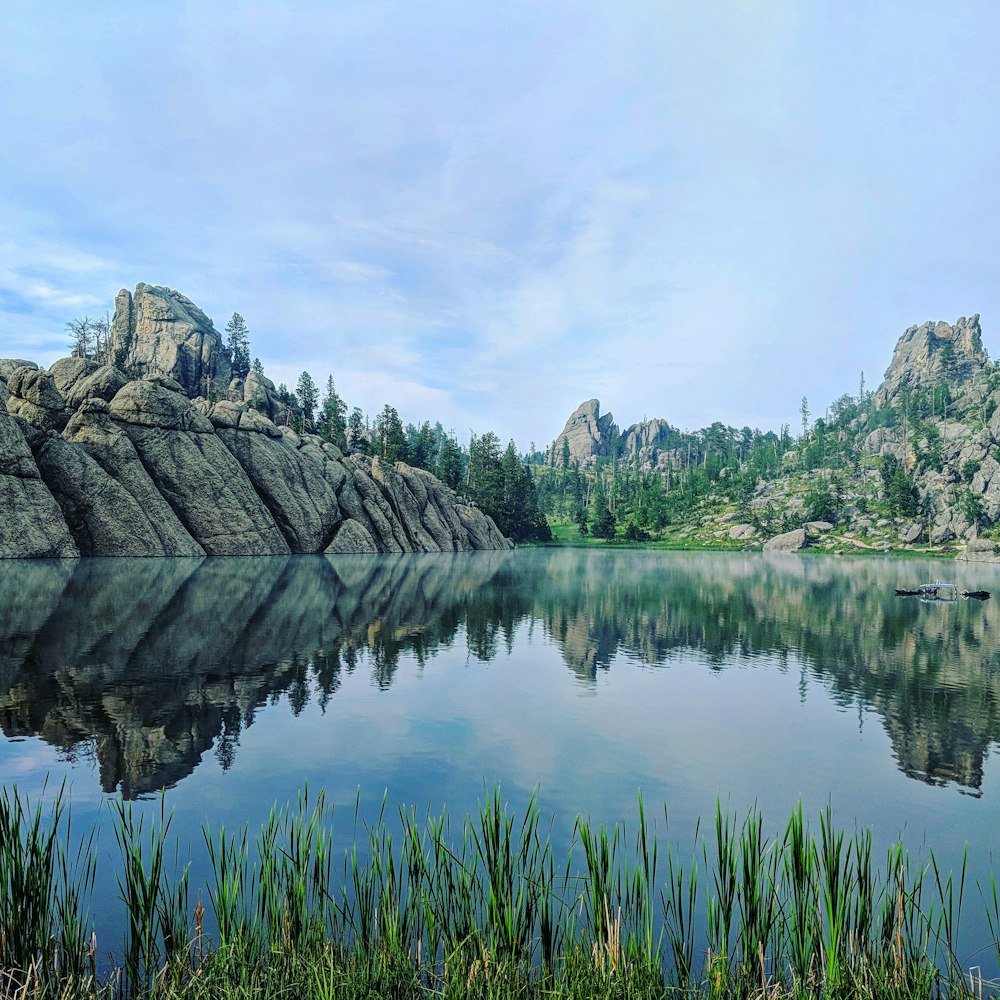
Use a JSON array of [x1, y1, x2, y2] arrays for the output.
[[536, 519, 964, 557], [1, 784, 997, 999], [539, 520, 749, 550]]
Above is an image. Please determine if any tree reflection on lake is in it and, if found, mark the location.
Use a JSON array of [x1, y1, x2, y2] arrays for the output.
[[0, 550, 998, 797]]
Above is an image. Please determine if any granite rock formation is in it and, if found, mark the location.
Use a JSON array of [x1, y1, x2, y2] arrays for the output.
[[111, 283, 232, 398], [874, 315, 988, 409], [0, 286, 511, 558], [551, 400, 683, 470], [552, 399, 617, 466]]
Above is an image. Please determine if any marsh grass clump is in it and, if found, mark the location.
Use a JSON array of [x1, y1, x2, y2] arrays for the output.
[[0, 782, 999, 999]]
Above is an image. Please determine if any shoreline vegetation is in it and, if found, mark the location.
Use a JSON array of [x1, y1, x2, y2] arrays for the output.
[[528, 519, 964, 557], [3, 784, 999, 999]]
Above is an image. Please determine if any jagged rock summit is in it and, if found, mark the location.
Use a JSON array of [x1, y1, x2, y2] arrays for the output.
[[554, 399, 616, 465], [112, 283, 232, 398], [551, 400, 682, 470], [874, 315, 988, 408], [0, 284, 512, 558]]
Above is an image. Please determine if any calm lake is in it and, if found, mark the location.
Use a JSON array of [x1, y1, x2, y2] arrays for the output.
[[2, 548, 1000, 966]]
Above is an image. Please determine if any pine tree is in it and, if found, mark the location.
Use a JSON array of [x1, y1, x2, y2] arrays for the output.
[[374, 405, 407, 463], [319, 375, 347, 449], [251, 357, 264, 376], [436, 433, 464, 489], [226, 313, 251, 378], [296, 371, 319, 426], [347, 407, 368, 454], [590, 476, 616, 540]]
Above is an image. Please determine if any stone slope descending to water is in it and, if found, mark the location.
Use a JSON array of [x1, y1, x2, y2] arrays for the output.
[[0, 279, 511, 557], [0, 362, 510, 557]]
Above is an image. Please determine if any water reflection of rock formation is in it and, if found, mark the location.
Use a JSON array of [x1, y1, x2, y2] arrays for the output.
[[2, 550, 997, 796], [527, 551, 1000, 795], [0, 552, 513, 796]]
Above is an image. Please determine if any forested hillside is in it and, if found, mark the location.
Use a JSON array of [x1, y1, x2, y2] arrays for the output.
[[533, 316, 1000, 557]]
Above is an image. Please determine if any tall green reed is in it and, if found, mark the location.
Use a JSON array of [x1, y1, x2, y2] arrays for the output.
[[0, 781, 96, 988], [0, 781, 992, 1000]]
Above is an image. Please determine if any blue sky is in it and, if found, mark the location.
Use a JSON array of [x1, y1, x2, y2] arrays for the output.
[[2, 1, 998, 448]]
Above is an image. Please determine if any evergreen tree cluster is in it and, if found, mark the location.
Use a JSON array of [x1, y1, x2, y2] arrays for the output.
[[528, 363, 969, 540], [213, 315, 549, 542]]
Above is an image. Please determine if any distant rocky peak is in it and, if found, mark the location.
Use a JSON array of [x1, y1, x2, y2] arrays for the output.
[[874, 315, 988, 407], [553, 399, 617, 465]]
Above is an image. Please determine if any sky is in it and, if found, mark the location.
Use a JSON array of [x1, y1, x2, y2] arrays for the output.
[[1, 1, 999, 450]]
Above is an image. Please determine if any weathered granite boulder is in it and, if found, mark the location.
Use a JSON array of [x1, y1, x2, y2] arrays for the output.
[[63, 399, 204, 556], [212, 401, 342, 553], [108, 380, 288, 555], [50, 357, 127, 409], [346, 457, 408, 552], [0, 409, 78, 557], [5, 367, 68, 432], [957, 537, 1000, 562], [0, 359, 38, 380], [325, 518, 380, 553], [111, 283, 231, 398], [804, 521, 833, 533], [396, 464, 457, 549], [369, 456, 440, 551], [228, 370, 292, 426], [763, 527, 808, 553], [456, 502, 513, 550], [728, 523, 757, 540], [27, 427, 186, 557]]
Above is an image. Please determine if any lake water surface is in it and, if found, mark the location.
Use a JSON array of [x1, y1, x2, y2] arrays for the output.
[[3, 549, 1000, 965]]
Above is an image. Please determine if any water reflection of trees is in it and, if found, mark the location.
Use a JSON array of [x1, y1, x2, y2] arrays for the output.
[[524, 551, 1000, 795], [0, 550, 998, 795]]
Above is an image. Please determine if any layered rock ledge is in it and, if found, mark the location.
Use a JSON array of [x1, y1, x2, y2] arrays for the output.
[[0, 362, 511, 559]]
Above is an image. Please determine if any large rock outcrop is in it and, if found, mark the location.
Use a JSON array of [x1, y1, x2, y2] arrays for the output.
[[0, 408, 78, 557], [0, 280, 512, 559], [552, 399, 617, 465], [111, 283, 232, 398], [874, 316, 988, 409], [62, 399, 205, 555], [550, 400, 685, 471], [210, 400, 342, 553]]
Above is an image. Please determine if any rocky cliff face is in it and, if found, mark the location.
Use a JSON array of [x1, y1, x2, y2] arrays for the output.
[[874, 315, 988, 408], [0, 287, 511, 558]]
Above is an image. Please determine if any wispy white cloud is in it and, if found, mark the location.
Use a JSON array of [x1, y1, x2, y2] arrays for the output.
[[1, 1, 998, 443]]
